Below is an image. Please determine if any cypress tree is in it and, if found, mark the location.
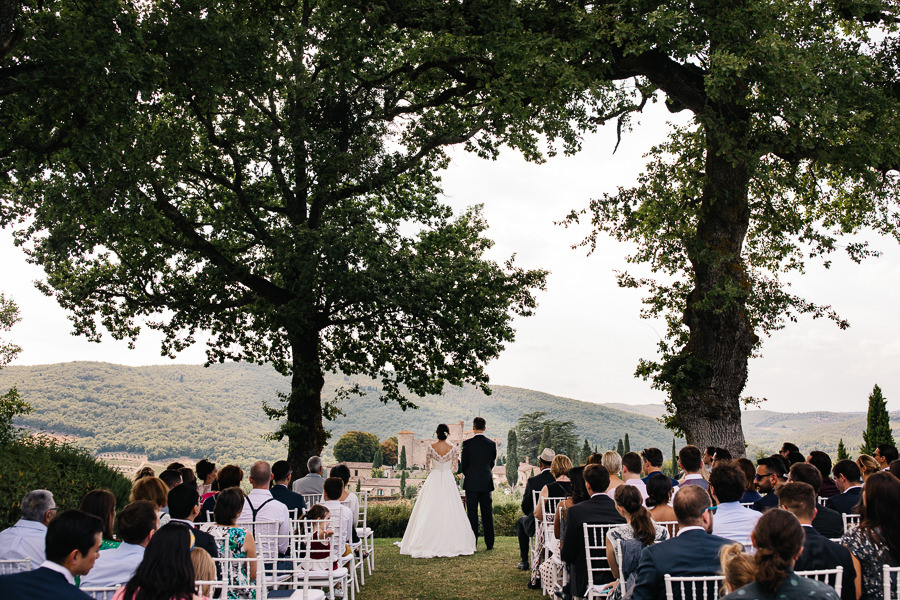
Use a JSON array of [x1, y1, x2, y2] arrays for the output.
[[372, 447, 383, 468], [506, 430, 518, 486], [582, 439, 592, 464], [398, 446, 407, 470], [862, 384, 894, 455], [617, 438, 624, 456], [624, 434, 631, 454], [400, 470, 407, 495], [540, 425, 553, 454], [670, 438, 678, 478], [837, 438, 850, 461]]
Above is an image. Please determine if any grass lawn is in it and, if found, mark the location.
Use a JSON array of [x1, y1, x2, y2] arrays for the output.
[[359, 536, 544, 600]]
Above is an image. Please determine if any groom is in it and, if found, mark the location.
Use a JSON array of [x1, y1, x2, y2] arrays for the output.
[[460, 416, 497, 550]]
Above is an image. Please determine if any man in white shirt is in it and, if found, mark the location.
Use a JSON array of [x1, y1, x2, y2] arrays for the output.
[[238, 461, 291, 557], [292, 456, 326, 496], [321, 477, 354, 550], [81, 501, 158, 588], [0, 489, 57, 568], [708, 463, 761, 548], [621, 452, 649, 502]]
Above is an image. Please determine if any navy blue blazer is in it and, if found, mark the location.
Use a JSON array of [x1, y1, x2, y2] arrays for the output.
[[751, 492, 780, 512], [630, 528, 733, 600], [825, 487, 862, 515], [271, 484, 307, 514], [795, 525, 856, 600], [0, 566, 92, 600], [811, 504, 844, 538], [521, 470, 556, 515]]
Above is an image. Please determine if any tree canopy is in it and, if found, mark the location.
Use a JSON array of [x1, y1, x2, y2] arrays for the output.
[[333, 431, 380, 464]]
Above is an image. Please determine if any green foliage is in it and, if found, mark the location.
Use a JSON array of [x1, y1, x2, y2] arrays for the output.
[[581, 439, 592, 465], [837, 438, 850, 461], [334, 431, 380, 464], [539, 426, 552, 455], [516, 412, 579, 463], [399, 470, 407, 495], [861, 384, 894, 455], [372, 447, 384, 469], [505, 430, 518, 486], [617, 439, 624, 456], [491, 502, 520, 537], [0, 437, 131, 529], [624, 434, 631, 455], [669, 438, 678, 478], [398, 446, 407, 471], [0, 294, 27, 447], [367, 501, 413, 538], [380, 438, 398, 466]]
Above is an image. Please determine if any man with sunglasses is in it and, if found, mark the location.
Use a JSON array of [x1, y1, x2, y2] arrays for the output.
[[751, 455, 788, 512]]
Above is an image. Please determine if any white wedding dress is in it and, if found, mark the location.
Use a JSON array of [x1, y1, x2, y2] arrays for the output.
[[398, 443, 476, 558]]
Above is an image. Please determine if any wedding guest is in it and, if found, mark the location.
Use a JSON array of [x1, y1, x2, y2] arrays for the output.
[[196, 464, 243, 524], [751, 455, 787, 512], [202, 487, 258, 583], [586, 452, 604, 466], [676, 446, 707, 489], [113, 524, 209, 600], [0, 510, 102, 600], [158, 469, 183, 490], [606, 485, 669, 600], [709, 463, 761, 548], [321, 477, 354, 551], [856, 454, 880, 483], [166, 462, 186, 471], [79, 489, 120, 551], [735, 458, 762, 503], [195, 459, 217, 497], [703, 447, 717, 471], [786, 462, 843, 538], [641, 448, 678, 488], [179, 467, 197, 488], [841, 471, 900, 600], [721, 509, 839, 600], [554, 466, 588, 540], [621, 452, 649, 502], [890, 459, 900, 479], [272, 459, 307, 515], [167, 484, 219, 562], [133, 467, 155, 482], [292, 456, 326, 495], [238, 461, 291, 556], [0, 489, 57, 567], [129, 476, 171, 526], [330, 463, 359, 529], [809, 451, 840, 497], [777, 482, 856, 600], [303, 505, 338, 571], [874, 444, 898, 470], [826, 460, 863, 515], [191, 547, 216, 599], [719, 543, 755, 594], [603, 451, 625, 498], [646, 475, 676, 524], [535, 454, 573, 520], [517, 448, 555, 570], [780, 442, 800, 459], [81, 500, 158, 588]]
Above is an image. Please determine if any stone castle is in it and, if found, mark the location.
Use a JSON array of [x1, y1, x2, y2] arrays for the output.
[[397, 421, 503, 468]]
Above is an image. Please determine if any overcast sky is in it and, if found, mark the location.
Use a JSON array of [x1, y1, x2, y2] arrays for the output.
[[3, 102, 899, 415]]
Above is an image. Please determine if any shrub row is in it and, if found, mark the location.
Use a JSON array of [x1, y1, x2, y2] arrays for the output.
[[366, 499, 520, 538]]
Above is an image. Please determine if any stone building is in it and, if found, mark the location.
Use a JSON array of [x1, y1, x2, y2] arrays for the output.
[[397, 421, 503, 469]]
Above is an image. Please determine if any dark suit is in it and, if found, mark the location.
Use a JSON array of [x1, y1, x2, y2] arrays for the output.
[[751, 492, 780, 512], [825, 487, 862, 515], [517, 468, 556, 563], [811, 505, 844, 538], [630, 528, 733, 600], [460, 433, 497, 549], [819, 478, 840, 498], [795, 525, 856, 600], [271, 484, 306, 514], [559, 493, 625, 598], [0, 566, 92, 600]]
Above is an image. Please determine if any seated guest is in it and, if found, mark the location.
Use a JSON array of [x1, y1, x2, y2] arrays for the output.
[[191, 547, 216, 599], [321, 476, 355, 551], [721, 509, 839, 600], [0, 510, 103, 600], [292, 455, 326, 495], [786, 462, 843, 538], [890, 459, 900, 480], [709, 463, 761, 548], [560, 464, 626, 600], [535, 454, 574, 519], [196, 464, 243, 524], [166, 484, 219, 561], [113, 524, 208, 600], [238, 461, 291, 557], [179, 467, 197, 488], [78, 489, 120, 551], [856, 454, 880, 483], [603, 451, 625, 497], [330, 463, 361, 538], [780, 442, 799, 459], [517, 448, 555, 571], [133, 467, 154, 482], [272, 459, 307, 515], [129, 476, 171, 526], [201, 487, 258, 583], [621, 452, 649, 502], [720, 543, 756, 594], [735, 458, 761, 503], [606, 486, 669, 600], [166, 462, 186, 471], [874, 444, 899, 470], [81, 500, 158, 588], [646, 475, 676, 524], [0, 489, 57, 567], [826, 459, 863, 515], [630, 485, 732, 600], [777, 482, 856, 600], [751, 455, 788, 512], [676, 445, 707, 489], [712, 448, 733, 469], [841, 471, 900, 600], [703, 447, 716, 471], [195, 459, 217, 497], [554, 466, 588, 540], [808, 451, 839, 498], [641, 448, 678, 488], [158, 469, 183, 491]]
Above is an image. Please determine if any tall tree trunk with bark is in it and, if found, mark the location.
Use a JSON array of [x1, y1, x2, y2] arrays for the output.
[[287, 332, 327, 477]]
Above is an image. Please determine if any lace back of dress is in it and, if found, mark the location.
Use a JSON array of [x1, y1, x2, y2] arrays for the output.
[[427, 444, 457, 472]]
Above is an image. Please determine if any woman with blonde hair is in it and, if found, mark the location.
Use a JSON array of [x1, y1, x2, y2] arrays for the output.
[[720, 543, 755, 594], [856, 454, 880, 483], [130, 476, 171, 526], [534, 454, 574, 519], [603, 451, 625, 497]]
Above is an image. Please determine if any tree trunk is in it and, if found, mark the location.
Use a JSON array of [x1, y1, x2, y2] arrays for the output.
[[286, 331, 327, 476], [670, 121, 758, 458]]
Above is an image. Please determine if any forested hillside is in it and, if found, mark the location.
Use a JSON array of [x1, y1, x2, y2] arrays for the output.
[[1, 362, 680, 464]]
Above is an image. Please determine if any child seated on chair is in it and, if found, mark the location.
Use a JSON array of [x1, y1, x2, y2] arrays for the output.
[[304, 505, 338, 571]]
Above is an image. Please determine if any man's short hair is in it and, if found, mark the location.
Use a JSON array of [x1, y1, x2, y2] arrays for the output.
[[877, 444, 899, 464], [786, 451, 806, 466], [217, 465, 244, 489], [249, 461, 272, 486], [20, 489, 55, 521], [678, 445, 703, 472], [45, 510, 102, 564], [195, 459, 216, 481], [833, 459, 861, 483], [307, 456, 323, 474], [117, 500, 158, 544], [708, 464, 746, 503], [167, 484, 200, 520], [159, 469, 183, 489], [330, 464, 351, 484], [807, 451, 832, 480], [473, 417, 486, 431], [641, 448, 664, 468], [713, 448, 732, 462], [777, 482, 816, 520], [673, 485, 712, 525], [272, 460, 292, 482], [789, 462, 823, 491], [622, 452, 642, 475], [758, 455, 788, 478], [583, 464, 611, 494], [323, 477, 344, 501], [781, 442, 800, 455]]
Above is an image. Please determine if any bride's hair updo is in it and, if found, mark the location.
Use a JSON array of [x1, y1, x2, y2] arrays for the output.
[[436, 424, 450, 441]]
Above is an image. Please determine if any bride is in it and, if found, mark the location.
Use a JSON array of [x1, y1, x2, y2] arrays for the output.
[[398, 423, 476, 558]]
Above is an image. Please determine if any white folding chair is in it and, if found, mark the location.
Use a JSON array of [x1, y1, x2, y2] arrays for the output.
[[583, 523, 621, 600], [354, 491, 374, 575], [655, 520, 679, 538], [884, 565, 900, 600], [540, 496, 566, 562], [818, 496, 829, 506], [303, 494, 324, 509], [739, 502, 754, 508], [0, 558, 30, 575], [664, 574, 725, 600], [297, 517, 353, 600], [197, 556, 265, 600], [340, 496, 365, 586], [235, 520, 283, 565], [81, 586, 121, 600], [528, 489, 541, 563], [262, 530, 327, 600], [843, 513, 861, 531], [797, 567, 843, 596]]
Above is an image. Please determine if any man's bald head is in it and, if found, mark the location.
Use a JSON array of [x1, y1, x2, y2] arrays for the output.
[[249, 461, 272, 489]]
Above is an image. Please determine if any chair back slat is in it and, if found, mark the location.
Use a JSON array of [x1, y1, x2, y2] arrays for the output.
[[81, 586, 121, 600], [0, 558, 30, 575], [843, 513, 861, 531], [234, 519, 281, 562], [583, 523, 621, 595], [655, 520, 679, 538], [303, 493, 323, 508], [664, 574, 724, 600], [797, 567, 843, 596], [884, 565, 900, 600]]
